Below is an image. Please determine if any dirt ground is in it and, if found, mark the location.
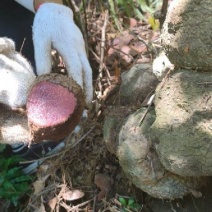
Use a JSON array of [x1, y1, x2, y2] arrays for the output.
[[1, 1, 211, 211], [23, 117, 212, 212]]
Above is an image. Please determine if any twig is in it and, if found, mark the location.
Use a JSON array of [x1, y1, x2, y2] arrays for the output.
[[20, 37, 26, 53], [160, 0, 169, 29], [197, 81, 212, 86], [68, 197, 95, 211], [19, 126, 95, 164], [60, 197, 94, 211], [191, 195, 200, 212], [139, 94, 155, 126], [97, 10, 109, 97], [139, 69, 171, 125], [92, 195, 97, 212], [99, 10, 109, 78], [67, 125, 95, 148], [82, 0, 89, 56], [90, 49, 111, 81], [68, 0, 89, 55], [110, 46, 134, 60]]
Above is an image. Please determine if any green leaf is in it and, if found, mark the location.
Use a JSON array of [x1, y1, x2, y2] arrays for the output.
[[134, 8, 145, 20], [128, 198, 135, 206], [6, 167, 22, 179], [0, 175, 5, 185], [129, 202, 142, 210], [122, 0, 134, 17], [14, 182, 31, 193], [11, 175, 32, 183], [3, 181, 16, 192], [0, 189, 5, 197], [119, 197, 127, 207], [0, 144, 6, 153], [138, 0, 154, 13], [148, 15, 160, 30], [1, 156, 20, 170], [11, 195, 19, 206]]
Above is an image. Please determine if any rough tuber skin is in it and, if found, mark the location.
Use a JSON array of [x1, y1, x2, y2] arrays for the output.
[[0, 104, 30, 144], [27, 73, 85, 143]]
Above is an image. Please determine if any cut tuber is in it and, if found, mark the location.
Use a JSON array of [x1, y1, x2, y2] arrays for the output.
[[27, 73, 85, 143]]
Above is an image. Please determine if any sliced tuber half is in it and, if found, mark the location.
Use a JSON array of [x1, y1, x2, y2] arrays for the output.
[[27, 73, 85, 143]]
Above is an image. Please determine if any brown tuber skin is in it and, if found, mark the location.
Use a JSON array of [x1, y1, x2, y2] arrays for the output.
[[0, 104, 30, 144], [27, 73, 85, 143]]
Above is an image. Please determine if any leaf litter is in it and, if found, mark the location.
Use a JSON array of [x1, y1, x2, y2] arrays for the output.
[[9, 1, 163, 211]]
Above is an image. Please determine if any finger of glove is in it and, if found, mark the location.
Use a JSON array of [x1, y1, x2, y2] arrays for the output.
[[33, 29, 52, 76], [0, 37, 15, 54], [0, 37, 34, 74], [7, 52, 34, 75], [0, 68, 34, 109], [54, 41, 84, 89], [0, 47, 35, 109], [79, 52, 93, 107]]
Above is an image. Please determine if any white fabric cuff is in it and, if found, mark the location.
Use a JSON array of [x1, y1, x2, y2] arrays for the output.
[[15, 0, 35, 13]]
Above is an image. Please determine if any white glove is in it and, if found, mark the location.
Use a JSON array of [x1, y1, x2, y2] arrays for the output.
[[0, 37, 35, 109], [33, 3, 93, 108]]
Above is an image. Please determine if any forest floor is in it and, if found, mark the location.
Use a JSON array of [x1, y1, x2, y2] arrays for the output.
[[2, 1, 212, 211]]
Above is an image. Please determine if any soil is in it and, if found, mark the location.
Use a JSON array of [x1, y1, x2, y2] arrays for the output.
[[1, 1, 211, 211], [24, 117, 212, 212]]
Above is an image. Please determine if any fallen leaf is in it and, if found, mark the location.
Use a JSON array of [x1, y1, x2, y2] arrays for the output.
[[148, 16, 160, 30], [189, 189, 202, 198], [113, 59, 121, 83], [95, 173, 113, 201], [94, 173, 112, 192], [33, 175, 49, 196], [36, 196, 46, 212], [37, 202, 46, 212], [48, 197, 58, 211], [184, 46, 189, 53], [62, 189, 85, 201], [129, 18, 138, 28], [97, 190, 107, 201]]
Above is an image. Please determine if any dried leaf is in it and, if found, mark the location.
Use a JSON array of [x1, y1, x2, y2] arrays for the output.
[[48, 197, 58, 211], [97, 190, 107, 201], [62, 189, 85, 201], [190, 189, 202, 198], [33, 180, 45, 196], [94, 173, 112, 192], [129, 18, 138, 28], [33, 175, 49, 196], [184, 46, 189, 53], [37, 202, 46, 212], [36, 196, 46, 212], [113, 59, 121, 83]]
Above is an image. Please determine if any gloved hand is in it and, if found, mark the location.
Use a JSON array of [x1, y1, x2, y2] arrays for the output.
[[0, 37, 35, 144], [33, 3, 93, 108], [0, 37, 35, 109], [0, 37, 85, 144]]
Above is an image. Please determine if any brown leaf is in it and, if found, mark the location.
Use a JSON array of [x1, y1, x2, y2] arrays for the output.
[[33, 175, 49, 196], [94, 173, 112, 192], [129, 18, 138, 28], [37, 202, 46, 212], [48, 197, 58, 211], [62, 189, 85, 201], [189, 189, 202, 198], [184, 46, 189, 53], [97, 190, 107, 201], [130, 42, 147, 55], [113, 59, 121, 83]]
